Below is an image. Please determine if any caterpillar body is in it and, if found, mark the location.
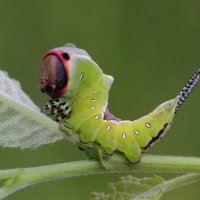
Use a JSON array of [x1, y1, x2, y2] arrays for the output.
[[39, 44, 200, 168]]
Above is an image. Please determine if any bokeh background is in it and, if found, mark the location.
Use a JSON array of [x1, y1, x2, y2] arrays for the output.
[[0, 1, 200, 199]]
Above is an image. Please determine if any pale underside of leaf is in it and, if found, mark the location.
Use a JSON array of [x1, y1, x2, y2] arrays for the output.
[[0, 70, 66, 148], [0, 71, 39, 112]]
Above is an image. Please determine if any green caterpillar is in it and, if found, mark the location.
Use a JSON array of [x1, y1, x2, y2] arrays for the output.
[[39, 43, 200, 168]]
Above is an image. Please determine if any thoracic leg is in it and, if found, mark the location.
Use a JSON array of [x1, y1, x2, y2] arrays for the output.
[[41, 98, 72, 122]]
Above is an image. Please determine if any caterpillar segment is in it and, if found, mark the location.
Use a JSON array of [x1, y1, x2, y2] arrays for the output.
[[40, 44, 200, 168]]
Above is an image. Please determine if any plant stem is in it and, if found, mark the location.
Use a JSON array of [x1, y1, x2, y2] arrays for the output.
[[133, 173, 200, 200], [0, 154, 200, 199], [163, 173, 200, 192]]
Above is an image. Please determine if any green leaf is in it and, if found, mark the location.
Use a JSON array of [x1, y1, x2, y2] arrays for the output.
[[0, 71, 66, 148], [91, 175, 165, 200]]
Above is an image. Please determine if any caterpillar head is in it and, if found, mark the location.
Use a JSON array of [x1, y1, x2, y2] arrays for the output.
[[39, 43, 96, 98]]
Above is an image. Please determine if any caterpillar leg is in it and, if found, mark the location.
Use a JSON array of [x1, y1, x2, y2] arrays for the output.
[[77, 139, 113, 169], [60, 121, 73, 136], [96, 146, 113, 169], [42, 98, 73, 135], [42, 98, 71, 121], [94, 145, 141, 169]]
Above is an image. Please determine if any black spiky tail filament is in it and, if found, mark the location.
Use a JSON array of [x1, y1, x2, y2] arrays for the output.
[[175, 68, 200, 114]]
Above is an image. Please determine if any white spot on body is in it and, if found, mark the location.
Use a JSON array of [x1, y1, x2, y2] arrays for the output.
[[80, 72, 84, 80], [91, 99, 96, 102], [107, 125, 111, 131], [122, 132, 126, 139], [94, 115, 99, 120], [145, 122, 151, 128], [90, 106, 95, 110], [134, 130, 140, 135]]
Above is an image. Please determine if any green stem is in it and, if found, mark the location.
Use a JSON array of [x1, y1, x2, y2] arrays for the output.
[[0, 154, 200, 199], [133, 173, 200, 200], [163, 173, 200, 192]]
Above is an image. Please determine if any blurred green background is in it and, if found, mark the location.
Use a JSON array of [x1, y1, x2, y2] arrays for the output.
[[0, 0, 200, 199]]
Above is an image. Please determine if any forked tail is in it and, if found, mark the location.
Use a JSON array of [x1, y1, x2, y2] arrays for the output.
[[175, 68, 200, 114]]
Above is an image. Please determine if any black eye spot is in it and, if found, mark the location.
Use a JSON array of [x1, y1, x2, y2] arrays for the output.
[[62, 53, 70, 60]]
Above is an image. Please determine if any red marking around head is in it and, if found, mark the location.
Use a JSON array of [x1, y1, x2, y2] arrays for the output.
[[40, 48, 70, 97]]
